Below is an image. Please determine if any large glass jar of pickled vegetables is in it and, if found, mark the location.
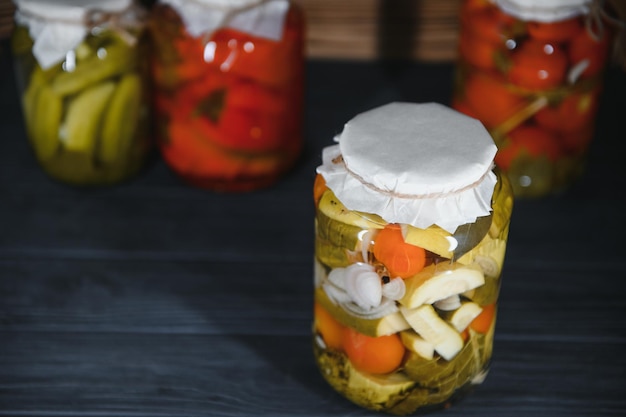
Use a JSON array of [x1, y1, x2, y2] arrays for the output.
[[453, 0, 614, 198], [148, 0, 305, 192], [312, 102, 513, 415], [11, 0, 152, 186]]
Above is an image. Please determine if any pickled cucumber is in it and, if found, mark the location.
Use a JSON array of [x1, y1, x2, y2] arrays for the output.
[[345, 364, 416, 412], [317, 207, 362, 251], [315, 236, 353, 269], [51, 43, 136, 97], [62, 81, 116, 154], [22, 67, 46, 140], [403, 224, 455, 258], [400, 263, 484, 309], [403, 331, 480, 388], [489, 170, 514, 238], [99, 73, 142, 164], [391, 335, 486, 414], [318, 190, 386, 230], [32, 83, 63, 161], [404, 214, 491, 261]]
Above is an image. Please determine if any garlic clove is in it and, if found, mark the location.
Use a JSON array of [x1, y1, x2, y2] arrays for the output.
[[328, 267, 347, 288], [382, 277, 406, 300], [345, 269, 382, 310]]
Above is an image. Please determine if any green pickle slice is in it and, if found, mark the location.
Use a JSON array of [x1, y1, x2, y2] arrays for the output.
[[51, 37, 137, 97]]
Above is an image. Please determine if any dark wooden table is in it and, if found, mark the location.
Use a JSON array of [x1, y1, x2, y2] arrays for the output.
[[1, 40, 625, 416]]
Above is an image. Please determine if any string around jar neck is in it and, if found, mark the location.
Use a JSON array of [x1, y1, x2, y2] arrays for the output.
[[16, 2, 146, 46], [588, 0, 626, 68], [332, 154, 495, 201]]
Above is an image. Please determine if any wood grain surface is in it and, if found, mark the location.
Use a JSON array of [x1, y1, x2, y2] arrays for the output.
[[1, 42, 625, 417]]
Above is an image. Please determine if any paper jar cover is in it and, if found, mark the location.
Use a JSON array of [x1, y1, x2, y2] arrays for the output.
[[14, 0, 133, 69], [316, 102, 498, 234], [160, 0, 289, 41], [495, 0, 591, 22]]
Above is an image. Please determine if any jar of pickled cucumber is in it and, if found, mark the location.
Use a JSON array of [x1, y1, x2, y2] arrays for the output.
[[148, 0, 305, 192], [453, 0, 615, 198], [11, 0, 152, 186], [312, 102, 514, 415]]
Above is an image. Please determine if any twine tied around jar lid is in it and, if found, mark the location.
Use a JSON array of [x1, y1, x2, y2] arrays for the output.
[[589, 0, 626, 69], [83, 5, 146, 45], [14, 0, 146, 68], [332, 154, 495, 201], [316, 103, 498, 234], [160, 0, 289, 42]]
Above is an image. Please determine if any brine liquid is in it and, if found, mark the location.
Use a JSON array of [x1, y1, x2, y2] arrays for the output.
[[149, 4, 305, 192], [312, 172, 513, 415]]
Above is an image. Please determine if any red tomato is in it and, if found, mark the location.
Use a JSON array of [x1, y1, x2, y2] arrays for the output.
[[163, 119, 282, 180], [508, 40, 568, 90], [459, 33, 500, 70], [452, 96, 481, 120], [314, 302, 344, 351], [495, 125, 562, 170], [226, 79, 288, 115], [209, 7, 304, 88], [214, 107, 288, 153], [463, 72, 525, 129], [569, 26, 612, 79], [461, 0, 492, 14], [373, 224, 426, 279], [527, 17, 583, 42], [461, 4, 516, 45], [167, 68, 228, 120], [470, 303, 496, 333], [534, 89, 600, 133], [342, 327, 405, 374]]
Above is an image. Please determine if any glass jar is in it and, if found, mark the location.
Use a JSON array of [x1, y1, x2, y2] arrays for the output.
[[453, 0, 614, 198], [11, 0, 152, 186], [312, 103, 513, 415], [148, 0, 305, 192]]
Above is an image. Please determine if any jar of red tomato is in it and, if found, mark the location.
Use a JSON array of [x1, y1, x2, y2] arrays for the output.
[[313, 102, 513, 414], [148, 0, 305, 192], [453, 0, 615, 198]]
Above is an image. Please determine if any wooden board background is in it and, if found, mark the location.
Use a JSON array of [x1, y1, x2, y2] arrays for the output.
[[1, 0, 625, 64], [0, 0, 464, 61]]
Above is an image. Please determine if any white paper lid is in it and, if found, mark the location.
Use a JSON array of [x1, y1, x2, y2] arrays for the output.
[[495, 0, 591, 22], [14, 0, 135, 69], [160, 0, 289, 41], [316, 102, 498, 234]]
